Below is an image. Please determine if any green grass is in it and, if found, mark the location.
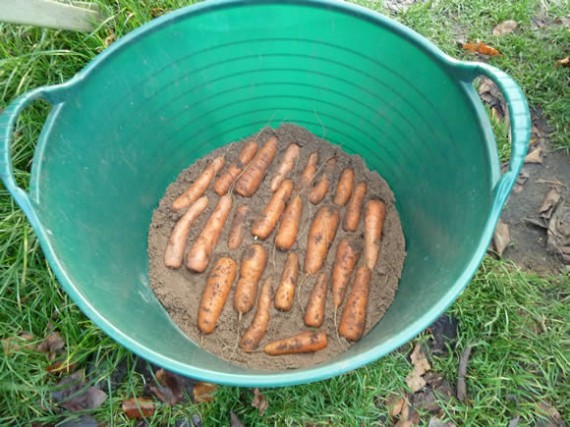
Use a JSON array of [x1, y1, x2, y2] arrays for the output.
[[1, 0, 569, 425]]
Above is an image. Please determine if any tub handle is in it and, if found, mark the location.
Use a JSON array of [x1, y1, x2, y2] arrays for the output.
[[460, 62, 531, 209], [0, 85, 67, 217]]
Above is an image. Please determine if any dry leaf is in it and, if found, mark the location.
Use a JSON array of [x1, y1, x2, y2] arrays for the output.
[[462, 41, 501, 56], [46, 358, 78, 374], [2, 332, 35, 355], [395, 420, 414, 427], [122, 397, 155, 419], [230, 412, 245, 427], [556, 57, 570, 67], [104, 30, 116, 48], [428, 417, 456, 427], [388, 395, 407, 417], [457, 346, 473, 402], [547, 203, 570, 263], [493, 20, 518, 36], [525, 147, 543, 164], [52, 370, 107, 412], [251, 388, 268, 416], [539, 188, 562, 220], [537, 401, 562, 421], [149, 368, 187, 406], [493, 219, 511, 257], [192, 382, 217, 403], [38, 332, 65, 360], [405, 344, 430, 393]]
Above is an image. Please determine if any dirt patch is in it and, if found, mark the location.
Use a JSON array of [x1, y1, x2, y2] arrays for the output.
[[148, 124, 406, 370]]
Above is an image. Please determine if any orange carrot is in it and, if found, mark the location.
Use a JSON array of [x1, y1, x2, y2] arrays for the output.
[[299, 152, 319, 186], [331, 239, 362, 309], [364, 199, 386, 270], [172, 157, 225, 210], [164, 196, 208, 269], [304, 272, 328, 328], [333, 168, 354, 206], [234, 244, 268, 315], [239, 277, 272, 351], [275, 195, 302, 251], [234, 136, 278, 197], [338, 266, 371, 341], [274, 252, 299, 311], [198, 257, 237, 334], [304, 206, 340, 274], [186, 194, 233, 273], [270, 143, 300, 191], [251, 179, 294, 240], [212, 141, 258, 195], [227, 205, 248, 250], [264, 331, 328, 356], [343, 182, 367, 232], [309, 157, 337, 205]]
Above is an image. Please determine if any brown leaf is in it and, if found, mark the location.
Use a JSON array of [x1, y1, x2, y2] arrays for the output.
[[104, 30, 116, 48], [38, 332, 65, 360], [457, 346, 473, 402], [192, 382, 217, 403], [525, 147, 543, 164], [251, 388, 268, 416], [492, 219, 511, 257], [387, 395, 407, 417], [52, 370, 107, 412], [537, 401, 562, 421], [462, 41, 501, 56], [122, 397, 155, 419], [556, 57, 570, 67], [2, 332, 35, 354], [493, 20, 518, 36], [46, 358, 78, 374], [539, 188, 562, 220], [230, 412, 245, 427], [395, 420, 414, 427], [428, 417, 456, 427], [405, 344, 431, 393], [149, 368, 187, 406], [546, 203, 570, 263]]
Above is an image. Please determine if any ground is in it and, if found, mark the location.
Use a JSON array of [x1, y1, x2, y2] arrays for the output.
[[0, 0, 569, 426]]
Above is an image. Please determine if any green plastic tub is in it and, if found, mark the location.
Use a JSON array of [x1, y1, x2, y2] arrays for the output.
[[0, 0, 529, 386]]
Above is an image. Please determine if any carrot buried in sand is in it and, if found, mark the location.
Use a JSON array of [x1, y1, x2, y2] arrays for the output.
[[172, 157, 225, 210], [274, 194, 302, 251], [234, 136, 279, 197], [227, 204, 248, 250], [264, 331, 328, 356], [212, 141, 258, 195], [309, 157, 337, 205], [364, 199, 386, 270], [343, 182, 367, 232], [304, 206, 340, 274], [234, 244, 268, 315], [270, 143, 300, 191], [274, 251, 299, 312], [164, 196, 208, 269], [331, 239, 362, 310], [251, 179, 294, 240], [304, 272, 328, 328], [186, 194, 233, 273], [197, 257, 237, 334], [338, 265, 371, 341], [333, 168, 354, 206], [299, 152, 319, 187], [239, 277, 272, 351]]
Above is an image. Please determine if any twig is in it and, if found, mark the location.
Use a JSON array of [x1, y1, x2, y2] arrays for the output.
[[457, 345, 473, 402]]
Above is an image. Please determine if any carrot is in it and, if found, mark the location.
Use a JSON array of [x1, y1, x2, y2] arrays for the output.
[[309, 157, 337, 205], [270, 143, 300, 191], [264, 331, 328, 356], [197, 257, 237, 334], [343, 182, 367, 232], [239, 277, 272, 351], [212, 141, 258, 195], [299, 152, 319, 186], [234, 136, 279, 197], [331, 239, 362, 309], [274, 252, 299, 311], [275, 195, 302, 251], [186, 194, 233, 273], [227, 205, 248, 250], [364, 199, 386, 270], [251, 179, 294, 240], [234, 244, 268, 315], [172, 157, 225, 210], [304, 206, 340, 274], [333, 168, 354, 206], [338, 266, 371, 341], [164, 196, 208, 269], [304, 272, 328, 327]]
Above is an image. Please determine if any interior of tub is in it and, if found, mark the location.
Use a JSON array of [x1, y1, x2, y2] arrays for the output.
[[29, 1, 500, 376]]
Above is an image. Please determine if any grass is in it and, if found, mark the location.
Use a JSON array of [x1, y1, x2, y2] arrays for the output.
[[1, 0, 569, 425]]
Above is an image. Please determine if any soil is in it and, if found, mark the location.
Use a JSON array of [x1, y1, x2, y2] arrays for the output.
[[148, 124, 406, 371]]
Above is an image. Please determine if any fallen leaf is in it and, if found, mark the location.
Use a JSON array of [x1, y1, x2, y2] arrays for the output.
[[52, 370, 107, 412], [2, 332, 35, 355], [493, 20, 518, 36], [525, 147, 543, 164], [104, 30, 116, 48], [405, 344, 430, 393], [395, 420, 414, 427], [462, 41, 501, 56], [251, 388, 268, 416], [192, 382, 217, 403], [387, 395, 407, 417], [493, 219, 511, 257], [149, 368, 187, 406], [539, 188, 562, 220], [150, 7, 165, 18], [122, 397, 155, 419], [46, 358, 78, 374], [38, 332, 65, 360], [556, 57, 570, 67], [546, 202, 570, 263], [428, 417, 456, 427], [457, 345, 473, 402], [537, 401, 562, 421], [59, 415, 98, 427], [230, 412, 245, 427]]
